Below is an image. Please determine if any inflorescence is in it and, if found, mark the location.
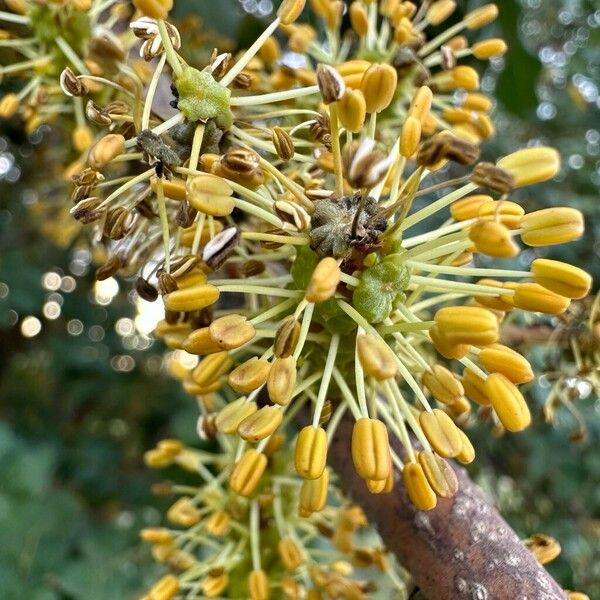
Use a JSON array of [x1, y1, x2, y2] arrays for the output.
[[1, 0, 592, 598]]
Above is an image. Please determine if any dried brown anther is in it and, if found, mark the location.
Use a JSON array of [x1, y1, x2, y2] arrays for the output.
[[471, 162, 515, 194]]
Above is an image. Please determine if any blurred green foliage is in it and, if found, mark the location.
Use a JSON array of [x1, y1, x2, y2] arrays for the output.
[[1, 0, 599, 597]]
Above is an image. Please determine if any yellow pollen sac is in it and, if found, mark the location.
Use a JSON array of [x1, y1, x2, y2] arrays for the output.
[[215, 397, 258, 434], [183, 327, 223, 355], [295, 425, 328, 479], [422, 364, 464, 406], [400, 115, 422, 158], [140, 527, 174, 545], [277, 0, 307, 24], [409, 86, 433, 124], [462, 367, 491, 406], [434, 306, 498, 346], [417, 450, 458, 498], [73, 126, 94, 153], [451, 194, 493, 221], [151, 176, 187, 201], [337, 88, 367, 133], [469, 220, 520, 258], [167, 496, 201, 527], [351, 418, 391, 481], [145, 574, 179, 600], [360, 64, 398, 113], [267, 356, 297, 405], [87, 134, 125, 169], [248, 569, 270, 600], [464, 3, 498, 29], [402, 462, 437, 510], [356, 334, 398, 380], [238, 405, 283, 442], [192, 351, 232, 387], [187, 173, 234, 217], [478, 200, 525, 229], [336, 60, 371, 89], [497, 146, 560, 187], [201, 572, 229, 598], [462, 93, 493, 112], [456, 429, 476, 464], [163, 284, 220, 312], [228, 357, 271, 393], [429, 324, 470, 360], [258, 36, 280, 65], [513, 282, 571, 315], [133, 0, 173, 20], [426, 0, 457, 25], [305, 257, 341, 303], [229, 449, 267, 497], [485, 373, 531, 432], [434, 66, 479, 92], [474, 279, 515, 312], [419, 408, 463, 458], [209, 314, 256, 350], [524, 534, 561, 565], [531, 258, 592, 299], [298, 468, 329, 516], [0, 94, 19, 119], [479, 344, 534, 384], [472, 38, 508, 59], [278, 537, 303, 570], [349, 1, 369, 36], [520, 207, 584, 246], [205, 510, 231, 536]]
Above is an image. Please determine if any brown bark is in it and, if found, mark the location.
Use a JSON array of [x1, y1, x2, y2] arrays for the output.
[[329, 418, 567, 600]]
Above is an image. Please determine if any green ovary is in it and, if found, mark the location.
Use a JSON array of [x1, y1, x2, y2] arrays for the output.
[[175, 67, 233, 130]]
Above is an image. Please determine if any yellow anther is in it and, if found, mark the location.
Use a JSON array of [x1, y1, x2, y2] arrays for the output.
[[337, 88, 367, 133], [456, 429, 476, 464], [356, 334, 398, 380], [229, 449, 267, 497], [187, 173, 234, 217], [485, 373, 531, 432], [451, 194, 493, 221], [192, 351, 232, 387], [472, 38, 508, 59], [163, 284, 220, 312], [277, 0, 307, 24], [524, 534, 561, 565], [417, 450, 458, 498], [520, 207, 584, 247], [497, 146, 560, 187], [464, 3, 498, 29], [419, 408, 463, 458], [402, 462, 437, 510], [360, 64, 398, 113], [267, 356, 297, 405], [479, 344, 534, 384], [422, 364, 464, 406], [426, 0, 456, 25], [295, 425, 328, 479], [531, 258, 591, 299], [462, 367, 491, 406], [248, 569, 270, 600], [513, 282, 570, 315], [469, 220, 520, 258], [299, 468, 329, 516], [305, 257, 341, 303], [351, 418, 391, 481], [434, 306, 498, 346], [88, 134, 125, 169], [167, 496, 201, 527], [278, 537, 303, 570], [209, 314, 256, 350], [400, 115, 422, 158], [238, 405, 283, 442], [228, 357, 271, 393], [215, 397, 258, 434]]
